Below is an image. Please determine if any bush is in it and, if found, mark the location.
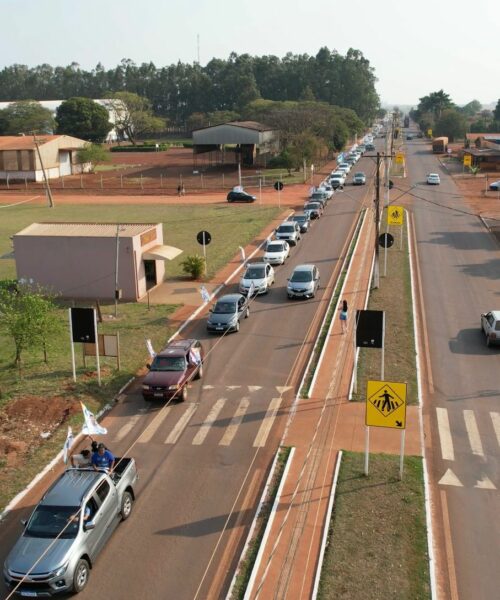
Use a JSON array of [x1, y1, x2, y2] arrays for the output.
[[181, 255, 205, 279], [110, 143, 169, 152]]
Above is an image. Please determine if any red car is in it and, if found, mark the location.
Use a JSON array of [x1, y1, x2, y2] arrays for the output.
[[142, 339, 204, 402]]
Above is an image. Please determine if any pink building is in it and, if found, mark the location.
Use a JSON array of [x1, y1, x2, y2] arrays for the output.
[[13, 222, 182, 300]]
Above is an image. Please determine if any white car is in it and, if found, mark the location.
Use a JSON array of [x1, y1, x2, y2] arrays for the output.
[[481, 311, 500, 346], [317, 183, 334, 199], [263, 240, 290, 265], [330, 171, 346, 184], [338, 162, 352, 174], [427, 173, 441, 185], [239, 262, 275, 295]]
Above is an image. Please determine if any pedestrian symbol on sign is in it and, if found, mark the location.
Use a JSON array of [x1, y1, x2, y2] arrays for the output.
[[387, 205, 404, 225], [366, 380, 407, 429]]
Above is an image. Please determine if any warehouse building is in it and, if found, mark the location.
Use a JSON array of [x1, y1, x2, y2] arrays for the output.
[[13, 222, 182, 301], [0, 134, 89, 181], [192, 121, 279, 167]]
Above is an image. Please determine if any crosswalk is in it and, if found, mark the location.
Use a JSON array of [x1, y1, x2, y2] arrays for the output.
[[113, 386, 292, 450], [435, 407, 500, 490]]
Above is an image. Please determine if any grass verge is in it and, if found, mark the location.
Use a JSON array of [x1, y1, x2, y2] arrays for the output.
[[353, 210, 417, 404], [317, 452, 430, 600], [230, 446, 292, 600]]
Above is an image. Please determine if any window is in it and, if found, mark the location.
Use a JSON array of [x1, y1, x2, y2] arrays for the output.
[[95, 480, 111, 503]]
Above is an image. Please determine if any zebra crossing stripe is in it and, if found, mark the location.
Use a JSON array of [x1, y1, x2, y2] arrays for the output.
[[165, 404, 197, 444], [491, 412, 500, 447], [253, 398, 282, 448], [192, 399, 226, 445], [219, 397, 249, 446], [137, 407, 172, 444], [463, 410, 484, 457], [115, 415, 142, 442], [436, 407, 454, 461]]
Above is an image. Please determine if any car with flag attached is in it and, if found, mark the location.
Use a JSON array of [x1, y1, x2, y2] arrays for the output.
[[4, 458, 138, 596], [206, 293, 250, 334], [142, 339, 204, 402], [239, 262, 275, 295], [303, 202, 323, 220]]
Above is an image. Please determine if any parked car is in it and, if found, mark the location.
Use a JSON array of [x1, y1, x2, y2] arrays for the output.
[[227, 190, 256, 203], [352, 172, 367, 185], [287, 264, 320, 299], [275, 221, 301, 245], [329, 177, 344, 190], [480, 311, 500, 346], [309, 190, 329, 206], [287, 213, 311, 233], [489, 181, 500, 191], [303, 202, 323, 219], [427, 173, 441, 185], [142, 338, 204, 402], [4, 461, 138, 596], [365, 143, 375, 151], [317, 183, 334, 199], [406, 134, 414, 140], [239, 262, 275, 295], [338, 162, 352, 174], [357, 144, 366, 154], [263, 240, 290, 265], [330, 171, 346, 184], [207, 293, 249, 333]]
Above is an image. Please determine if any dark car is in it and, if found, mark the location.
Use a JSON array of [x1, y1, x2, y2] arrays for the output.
[[309, 191, 329, 206], [365, 143, 375, 151], [207, 293, 250, 334], [304, 202, 323, 219], [227, 190, 256, 203], [142, 339, 204, 402], [287, 213, 311, 233]]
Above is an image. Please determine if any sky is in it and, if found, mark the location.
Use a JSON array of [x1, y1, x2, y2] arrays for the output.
[[1, 0, 499, 108]]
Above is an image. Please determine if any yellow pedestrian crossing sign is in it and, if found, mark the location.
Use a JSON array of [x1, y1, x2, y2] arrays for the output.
[[395, 152, 405, 165], [463, 154, 472, 167], [366, 380, 407, 429], [387, 206, 404, 225]]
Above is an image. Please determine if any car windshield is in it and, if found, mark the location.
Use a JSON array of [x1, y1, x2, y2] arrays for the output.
[[305, 203, 319, 210], [291, 270, 313, 283], [213, 301, 236, 314], [25, 505, 80, 539], [311, 193, 325, 199], [292, 216, 306, 223], [245, 267, 265, 279], [277, 225, 294, 233], [267, 244, 284, 252], [355, 173, 365, 178], [151, 356, 186, 371]]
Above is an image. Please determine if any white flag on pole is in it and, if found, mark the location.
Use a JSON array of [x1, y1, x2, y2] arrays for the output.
[[145, 338, 156, 359], [189, 347, 201, 365], [81, 402, 107, 436], [63, 426, 74, 464], [239, 246, 246, 262], [200, 286, 210, 303], [248, 281, 255, 298]]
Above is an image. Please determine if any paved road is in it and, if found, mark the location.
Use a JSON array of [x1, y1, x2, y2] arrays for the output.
[[0, 158, 375, 599], [406, 136, 500, 600]]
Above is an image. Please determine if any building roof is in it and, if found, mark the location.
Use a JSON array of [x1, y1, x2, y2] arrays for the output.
[[466, 133, 500, 140], [464, 148, 500, 158], [15, 222, 158, 238], [0, 134, 86, 151], [193, 120, 273, 133]]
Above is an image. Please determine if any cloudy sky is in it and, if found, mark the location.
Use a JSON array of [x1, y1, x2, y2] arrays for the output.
[[1, 0, 498, 107]]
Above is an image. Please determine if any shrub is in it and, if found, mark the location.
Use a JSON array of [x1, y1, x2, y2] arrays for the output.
[[181, 255, 205, 279]]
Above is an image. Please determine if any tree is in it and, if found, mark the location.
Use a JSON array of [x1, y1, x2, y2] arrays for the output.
[[55, 97, 111, 142], [493, 99, 500, 122], [417, 90, 454, 120], [107, 92, 165, 145], [77, 143, 110, 172], [0, 100, 54, 134], [0, 281, 61, 367], [181, 255, 205, 280], [460, 100, 482, 117], [435, 108, 467, 142]]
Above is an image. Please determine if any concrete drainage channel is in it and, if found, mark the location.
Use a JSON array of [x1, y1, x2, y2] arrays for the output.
[[226, 209, 367, 600]]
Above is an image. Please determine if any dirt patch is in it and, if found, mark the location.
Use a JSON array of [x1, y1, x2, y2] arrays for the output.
[[0, 396, 80, 467]]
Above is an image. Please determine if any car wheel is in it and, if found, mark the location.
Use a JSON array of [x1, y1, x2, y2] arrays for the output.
[[194, 362, 203, 380], [245, 307, 250, 318], [235, 320, 240, 332], [121, 490, 134, 520], [73, 559, 90, 594], [180, 385, 188, 402], [287, 293, 293, 299]]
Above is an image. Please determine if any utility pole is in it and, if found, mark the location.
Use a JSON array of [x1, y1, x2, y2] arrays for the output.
[[33, 133, 54, 208], [374, 152, 381, 288]]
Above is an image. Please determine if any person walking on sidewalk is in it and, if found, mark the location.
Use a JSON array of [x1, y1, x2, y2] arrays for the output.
[[339, 299, 348, 333]]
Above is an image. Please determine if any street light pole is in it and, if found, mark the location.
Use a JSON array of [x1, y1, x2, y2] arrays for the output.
[[374, 152, 381, 289]]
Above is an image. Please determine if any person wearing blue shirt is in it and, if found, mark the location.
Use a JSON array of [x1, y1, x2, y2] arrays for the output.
[[91, 443, 115, 472]]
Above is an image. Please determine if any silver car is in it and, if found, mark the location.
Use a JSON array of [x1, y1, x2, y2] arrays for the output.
[[287, 264, 320, 299], [275, 222, 301, 246], [239, 262, 275, 295]]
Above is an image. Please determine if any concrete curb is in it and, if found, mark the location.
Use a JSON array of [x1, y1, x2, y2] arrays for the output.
[[311, 450, 343, 599]]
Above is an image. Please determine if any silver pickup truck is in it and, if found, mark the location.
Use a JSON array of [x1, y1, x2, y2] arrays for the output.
[[4, 457, 137, 597]]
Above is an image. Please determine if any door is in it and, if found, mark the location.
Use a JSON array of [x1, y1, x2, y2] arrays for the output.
[[59, 151, 71, 176], [144, 260, 157, 289]]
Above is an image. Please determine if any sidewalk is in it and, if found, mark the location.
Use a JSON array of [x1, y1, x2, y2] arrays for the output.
[[247, 211, 422, 599]]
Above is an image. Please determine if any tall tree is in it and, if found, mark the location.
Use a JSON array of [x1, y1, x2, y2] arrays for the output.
[[460, 100, 482, 117], [0, 100, 54, 134], [55, 97, 111, 142], [493, 99, 500, 122], [435, 108, 467, 142], [107, 91, 165, 144]]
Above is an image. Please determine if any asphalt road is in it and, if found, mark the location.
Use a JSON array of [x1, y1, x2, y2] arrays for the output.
[[406, 136, 500, 600], [0, 157, 375, 599]]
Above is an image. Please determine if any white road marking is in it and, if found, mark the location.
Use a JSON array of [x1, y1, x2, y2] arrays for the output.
[[474, 476, 496, 490], [192, 399, 226, 445], [165, 404, 197, 444], [115, 415, 142, 442], [436, 407, 454, 461], [137, 407, 172, 444], [490, 412, 500, 447], [227, 385, 241, 390], [253, 397, 282, 448], [248, 386, 262, 392], [276, 386, 293, 394], [219, 397, 249, 446], [463, 410, 484, 457], [203, 385, 214, 390], [439, 468, 463, 487]]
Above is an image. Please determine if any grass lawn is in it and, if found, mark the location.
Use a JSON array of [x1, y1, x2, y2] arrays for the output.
[[318, 452, 430, 600], [353, 211, 417, 404]]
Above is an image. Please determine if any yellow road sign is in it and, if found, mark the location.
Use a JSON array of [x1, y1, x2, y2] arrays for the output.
[[366, 380, 407, 429], [427, 129, 433, 137], [395, 152, 405, 165], [387, 206, 404, 225], [463, 154, 472, 167]]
